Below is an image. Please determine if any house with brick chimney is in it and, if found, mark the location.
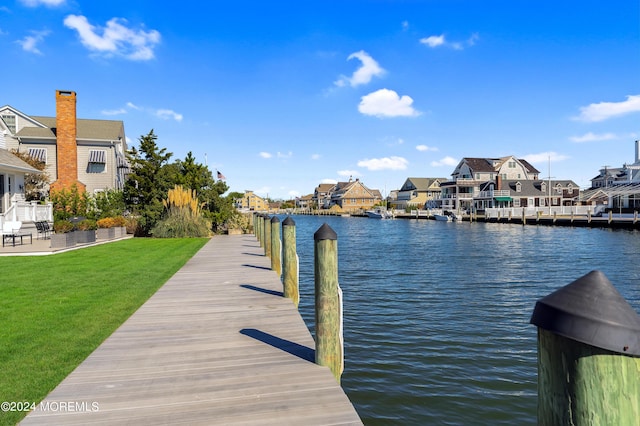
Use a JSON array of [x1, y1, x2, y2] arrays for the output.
[[0, 90, 129, 200]]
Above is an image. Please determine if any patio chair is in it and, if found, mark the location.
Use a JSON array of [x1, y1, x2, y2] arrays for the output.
[[2, 221, 29, 247], [35, 221, 51, 239]]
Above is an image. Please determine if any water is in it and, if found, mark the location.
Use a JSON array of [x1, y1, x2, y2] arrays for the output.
[[274, 215, 640, 425]]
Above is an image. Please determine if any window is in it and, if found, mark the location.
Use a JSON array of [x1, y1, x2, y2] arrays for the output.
[[515, 182, 522, 192], [1, 114, 16, 133], [508, 161, 516, 168], [87, 150, 106, 173]]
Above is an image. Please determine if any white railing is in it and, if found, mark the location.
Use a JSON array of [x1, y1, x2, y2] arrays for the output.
[[484, 205, 602, 218], [477, 190, 511, 198], [0, 201, 53, 227]]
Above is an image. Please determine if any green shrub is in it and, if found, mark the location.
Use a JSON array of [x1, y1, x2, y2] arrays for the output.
[[76, 219, 97, 231], [53, 220, 74, 233]]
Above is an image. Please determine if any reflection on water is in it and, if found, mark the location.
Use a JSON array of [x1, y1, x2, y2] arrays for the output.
[[276, 215, 640, 425]]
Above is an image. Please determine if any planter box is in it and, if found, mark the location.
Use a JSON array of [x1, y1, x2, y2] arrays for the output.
[[75, 230, 96, 244], [51, 232, 76, 249], [114, 226, 127, 238], [97, 228, 116, 240]]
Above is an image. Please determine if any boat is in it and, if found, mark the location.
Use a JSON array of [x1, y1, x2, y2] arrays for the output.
[[434, 211, 458, 222], [366, 207, 393, 219]]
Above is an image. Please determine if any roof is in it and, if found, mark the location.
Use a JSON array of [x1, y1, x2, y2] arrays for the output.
[[461, 157, 540, 175], [479, 179, 579, 197], [400, 177, 448, 191], [17, 116, 124, 141], [0, 149, 42, 173]]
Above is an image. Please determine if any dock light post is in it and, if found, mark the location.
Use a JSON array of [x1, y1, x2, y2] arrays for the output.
[[270, 216, 281, 277], [314, 223, 343, 383], [282, 217, 299, 307], [530, 270, 640, 425]]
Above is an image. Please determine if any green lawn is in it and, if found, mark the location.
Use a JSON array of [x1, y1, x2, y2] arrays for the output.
[[0, 237, 209, 426]]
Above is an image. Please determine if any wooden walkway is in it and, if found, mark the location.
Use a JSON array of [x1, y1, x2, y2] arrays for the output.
[[21, 235, 362, 425]]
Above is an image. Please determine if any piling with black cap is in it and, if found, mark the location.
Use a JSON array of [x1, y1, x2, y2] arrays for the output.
[[254, 213, 261, 243], [314, 223, 343, 383], [282, 217, 299, 307], [530, 270, 640, 425], [270, 216, 281, 277]]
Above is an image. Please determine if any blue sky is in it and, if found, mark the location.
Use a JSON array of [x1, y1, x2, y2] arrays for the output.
[[2, 0, 639, 199]]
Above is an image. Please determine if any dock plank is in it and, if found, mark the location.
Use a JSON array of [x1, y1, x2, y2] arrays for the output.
[[21, 235, 362, 425]]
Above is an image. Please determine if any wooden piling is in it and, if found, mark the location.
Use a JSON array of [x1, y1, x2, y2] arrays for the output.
[[522, 208, 526, 225], [531, 270, 640, 425], [282, 217, 299, 307], [264, 215, 271, 257], [314, 223, 343, 383], [270, 216, 281, 277]]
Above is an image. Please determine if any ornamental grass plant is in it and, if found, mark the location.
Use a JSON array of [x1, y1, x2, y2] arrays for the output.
[[152, 185, 211, 238]]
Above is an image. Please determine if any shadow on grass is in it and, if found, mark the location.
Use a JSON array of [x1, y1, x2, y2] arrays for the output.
[[240, 328, 315, 362]]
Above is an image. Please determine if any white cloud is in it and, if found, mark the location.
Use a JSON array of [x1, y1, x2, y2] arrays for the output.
[[126, 101, 141, 110], [431, 156, 458, 167], [416, 144, 438, 152], [357, 156, 408, 171], [101, 108, 127, 116], [277, 151, 293, 159], [16, 29, 50, 54], [155, 109, 182, 121], [420, 33, 478, 50], [311, 153, 321, 160], [574, 95, 640, 122], [569, 132, 617, 143], [63, 14, 161, 61], [337, 170, 360, 177], [334, 50, 385, 88], [420, 35, 445, 48], [288, 190, 301, 198], [358, 88, 421, 118], [522, 151, 570, 164], [259, 152, 272, 159], [321, 178, 338, 184], [20, 0, 65, 6]]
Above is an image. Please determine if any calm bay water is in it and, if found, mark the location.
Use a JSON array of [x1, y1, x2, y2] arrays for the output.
[[276, 215, 640, 426]]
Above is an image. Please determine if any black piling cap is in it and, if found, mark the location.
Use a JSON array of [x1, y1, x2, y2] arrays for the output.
[[282, 216, 295, 226], [314, 223, 337, 241], [530, 270, 640, 356], [270, 216, 280, 223]]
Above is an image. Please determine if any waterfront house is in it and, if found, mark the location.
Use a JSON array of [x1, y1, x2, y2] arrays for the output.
[[295, 194, 314, 209], [584, 140, 640, 210], [329, 178, 382, 212], [313, 183, 335, 209], [0, 149, 43, 221], [391, 177, 448, 210], [474, 177, 579, 212], [0, 90, 129, 195], [440, 156, 540, 212], [236, 190, 268, 211]]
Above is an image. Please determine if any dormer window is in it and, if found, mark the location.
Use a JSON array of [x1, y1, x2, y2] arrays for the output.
[[541, 182, 547, 192], [515, 182, 522, 192]]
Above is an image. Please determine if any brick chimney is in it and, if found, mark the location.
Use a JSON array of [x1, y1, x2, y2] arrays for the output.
[[496, 175, 502, 191], [50, 90, 86, 193]]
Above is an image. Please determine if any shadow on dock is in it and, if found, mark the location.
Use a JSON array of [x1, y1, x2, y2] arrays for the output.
[[240, 283, 283, 297], [241, 328, 315, 362]]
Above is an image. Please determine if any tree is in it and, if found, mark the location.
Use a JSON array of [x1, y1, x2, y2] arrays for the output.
[[123, 130, 174, 236], [10, 149, 50, 201]]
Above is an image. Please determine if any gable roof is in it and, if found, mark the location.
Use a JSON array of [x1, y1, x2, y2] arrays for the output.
[[400, 177, 448, 191], [460, 157, 540, 175], [19, 116, 124, 141], [0, 149, 42, 173]]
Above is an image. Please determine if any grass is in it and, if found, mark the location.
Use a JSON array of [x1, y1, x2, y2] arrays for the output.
[[0, 237, 209, 425]]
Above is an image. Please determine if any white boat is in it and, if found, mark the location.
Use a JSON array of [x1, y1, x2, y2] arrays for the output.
[[366, 207, 393, 219], [434, 211, 458, 222]]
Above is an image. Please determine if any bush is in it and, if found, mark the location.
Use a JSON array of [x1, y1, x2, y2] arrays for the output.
[[53, 220, 74, 234], [97, 217, 116, 228], [76, 219, 97, 231], [151, 214, 211, 238]]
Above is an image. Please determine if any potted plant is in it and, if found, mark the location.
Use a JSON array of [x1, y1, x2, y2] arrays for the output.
[[51, 220, 76, 248], [75, 219, 97, 244], [112, 216, 127, 238], [96, 217, 116, 240]]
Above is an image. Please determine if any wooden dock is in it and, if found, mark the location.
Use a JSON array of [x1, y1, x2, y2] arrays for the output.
[[21, 235, 362, 425]]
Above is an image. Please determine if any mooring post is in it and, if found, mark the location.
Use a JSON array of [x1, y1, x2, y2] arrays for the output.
[[264, 215, 271, 257], [530, 270, 640, 425], [522, 208, 526, 225], [282, 217, 299, 307], [270, 216, 281, 276], [254, 213, 261, 244], [258, 214, 266, 248], [314, 223, 343, 383]]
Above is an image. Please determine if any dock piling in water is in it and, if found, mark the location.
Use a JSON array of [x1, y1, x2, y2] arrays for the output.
[[314, 223, 344, 383], [530, 270, 640, 425]]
